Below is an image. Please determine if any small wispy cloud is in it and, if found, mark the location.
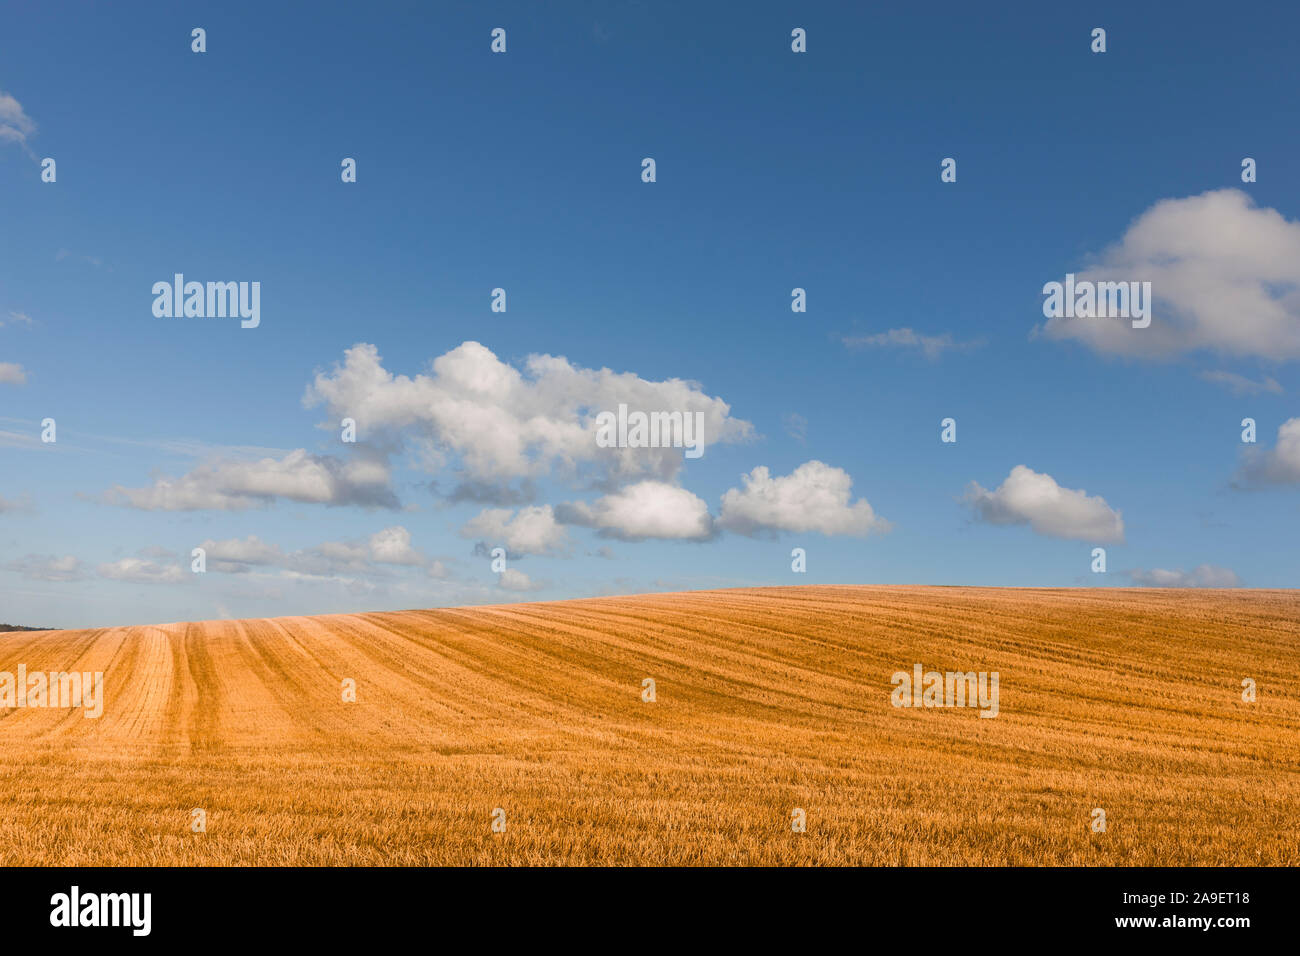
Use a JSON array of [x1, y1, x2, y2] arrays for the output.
[[782, 412, 808, 443], [0, 362, 27, 385], [0, 493, 35, 514], [1125, 565, 1241, 588], [0, 428, 42, 449], [55, 249, 105, 269], [3, 311, 34, 327], [843, 327, 985, 360], [1199, 370, 1283, 396], [0, 417, 294, 458]]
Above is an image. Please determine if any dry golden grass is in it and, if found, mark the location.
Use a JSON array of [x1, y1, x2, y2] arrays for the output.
[[0, 585, 1296, 866]]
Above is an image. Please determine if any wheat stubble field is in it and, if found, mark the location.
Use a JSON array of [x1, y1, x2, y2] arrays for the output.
[[0, 585, 1296, 866]]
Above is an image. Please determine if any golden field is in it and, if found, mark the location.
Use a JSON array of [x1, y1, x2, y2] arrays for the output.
[[0, 585, 1296, 866]]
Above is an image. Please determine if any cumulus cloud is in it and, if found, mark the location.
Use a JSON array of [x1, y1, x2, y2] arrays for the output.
[[0, 92, 36, 155], [460, 504, 568, 556], [0, 362, 27, 385], [4, 554, 88, 582], [200, 535, 283, 570], [1125, 565, 1241, 588], [303, 342, 753, 488], [3, 311, 33, 327], [1236, 417, 1300, 485], [1040, 190, 1300, 360], [965, 465, 1124, 543], [97, 557, 187, 584], [558, 481, 714, 541], [553, 463, 887, 542], [497, 567, 541, 592], [366, 525, 426, 565], [1199, 370, 1282, 396], [200, 526, 430, 576], [717, 460, 889, 537], [843, 328, 984, 360], [103, 448, 397, 511]]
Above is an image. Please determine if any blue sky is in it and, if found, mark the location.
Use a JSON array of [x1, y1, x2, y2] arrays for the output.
[[2, 0, 1299, 628]]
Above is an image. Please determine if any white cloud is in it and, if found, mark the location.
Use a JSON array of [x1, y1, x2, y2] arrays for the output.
[[97, 557, 187, 584], [4, 311, 33, 327], [200, 526, 429, 575], [0, 493, 33, 513], [0, 362, 27, 385], [965, 465, 1124, 543], [0, 92, 36, 153], [366, 526, 426, 565], [555, 462, 888, 542], [1199, 370, 1283, 396], [1126, 565, 1241, 588], [303, 341, 753, 487], [1237, 417, 1300, 484], [717, 460, 889, 537], [1040, 190, 1300, 360], [4, 554, 87, 582], [497, 567, 541, 591], [558, 481, 714, 541], [843, 328, 984, 360], [104, 448, 397, 511], [460, 504, 568, 556], [301, 541, 372, 574], [200, 535, 284, 571]]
